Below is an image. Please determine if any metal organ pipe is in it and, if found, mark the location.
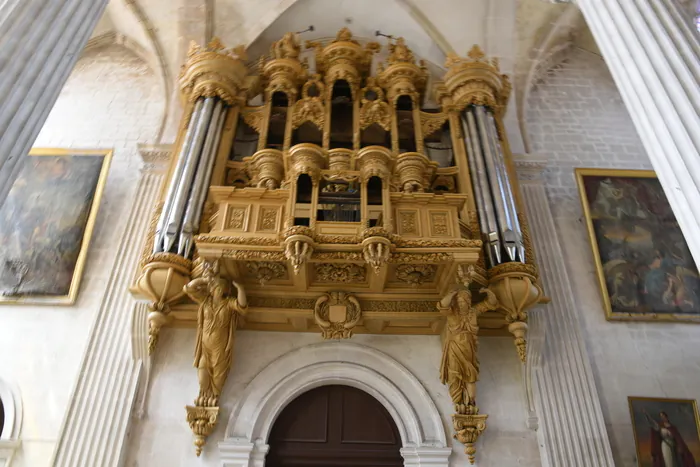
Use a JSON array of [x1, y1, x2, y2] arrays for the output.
[[485, 110, 525, 262], [153, 99, 204, 253], [462, 111, 501, 266], [163, 97, 216, 253], [179, 100, 226, 258]]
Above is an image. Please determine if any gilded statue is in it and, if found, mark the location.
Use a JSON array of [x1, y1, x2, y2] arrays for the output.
[[270, 32, 300, 59], [184, 260, 248, 407], [437, 266, 498, 414], [388, 37, 414, 63]]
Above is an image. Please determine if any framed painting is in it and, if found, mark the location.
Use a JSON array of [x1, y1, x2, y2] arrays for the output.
[[628, 396, 700, 467], [0, 148, 112, 305], [576, 168, 700, 322]]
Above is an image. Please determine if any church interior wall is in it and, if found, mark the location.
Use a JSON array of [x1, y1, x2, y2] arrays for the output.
[[526, 46, 700, 466], [124, 330, 541, 467], [0, 44, 163, 467]]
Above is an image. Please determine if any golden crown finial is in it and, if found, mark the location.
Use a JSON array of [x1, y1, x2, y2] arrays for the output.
[[467, 44, 485, 60], [336, 27, 353, 42]]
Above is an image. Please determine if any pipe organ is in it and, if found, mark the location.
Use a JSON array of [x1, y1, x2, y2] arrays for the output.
[[132, 29, 545, 462]]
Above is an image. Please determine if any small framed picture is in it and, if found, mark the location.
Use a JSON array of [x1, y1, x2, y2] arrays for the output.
[[628, 396, 700, 466]]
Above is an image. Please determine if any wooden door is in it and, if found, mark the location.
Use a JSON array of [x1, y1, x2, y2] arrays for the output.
[[266, 385, 403, 467]]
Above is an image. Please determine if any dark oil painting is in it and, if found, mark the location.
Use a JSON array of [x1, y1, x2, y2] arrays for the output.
[[0, 150, 111, 304], [629, 397, 700, 467], [577, 169, 700, 321]]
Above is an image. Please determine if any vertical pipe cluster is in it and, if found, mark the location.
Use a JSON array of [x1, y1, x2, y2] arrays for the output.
[[153, 97, 227, 257], [461, 105, 525, 267]]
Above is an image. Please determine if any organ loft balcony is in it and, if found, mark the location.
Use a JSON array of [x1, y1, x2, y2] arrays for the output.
[[132, 28, 543, 346]]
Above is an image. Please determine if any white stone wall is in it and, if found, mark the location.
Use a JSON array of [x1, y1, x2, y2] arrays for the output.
[[125, 330, 540, 467], [0, 44, 163, 467], [526, 48, 700, 466]]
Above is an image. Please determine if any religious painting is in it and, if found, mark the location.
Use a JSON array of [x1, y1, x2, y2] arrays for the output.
[[0, 148, 112, 305], [576, 168, 700, 322], [629, 396, 700, 467]]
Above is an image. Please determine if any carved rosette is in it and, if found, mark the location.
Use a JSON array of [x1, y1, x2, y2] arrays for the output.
[[488, 262, 542, 362], [180, 38, 249, 105], [395, 152, 438, 193], [361, 227, 392, 273], [289, 143, 326, 182], [396, 264, 437, 286], [185, 405, 219, 457], [246, 148, 284, 189], [443, 45, 511, 116], [133, 253, 192, 354], [356, 146, 393, 181], [453, 412, 488, 464], [313, 291, 362, 339]]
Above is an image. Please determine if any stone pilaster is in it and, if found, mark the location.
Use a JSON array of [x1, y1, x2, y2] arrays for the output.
[[577, 0, 700, 265], [515, 158, 615, 467], [0, 0, 109, 206], [52, 145, 171, 467]]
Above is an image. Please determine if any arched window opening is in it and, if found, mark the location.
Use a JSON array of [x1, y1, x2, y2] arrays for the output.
[[425, 121, 454, 167], [292, 121, 322, 146], [266, 385, 403, 467], [367, 176, 383, 227], [396, 95, 416, 153], [360, 122, 390, 149], [267, 91, 289, 150], [230, 115, 259, 161], [329, 80, 354, 149], [317, 178, 360, 222], [294, 174, 313, 226]]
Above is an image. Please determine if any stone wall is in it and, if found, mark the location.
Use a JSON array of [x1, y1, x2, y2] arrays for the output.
[[526, 47, 700, 466], [125, 330, 540, 467], [0, 44, 163, 466]]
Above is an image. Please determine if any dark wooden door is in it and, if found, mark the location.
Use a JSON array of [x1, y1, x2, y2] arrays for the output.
[[266, 385, 403, 467]]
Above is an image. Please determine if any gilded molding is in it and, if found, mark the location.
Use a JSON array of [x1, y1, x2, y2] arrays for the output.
[[315, 263, 367, 283]]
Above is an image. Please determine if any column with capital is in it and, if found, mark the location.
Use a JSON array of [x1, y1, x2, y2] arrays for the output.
[[573, 0, 700, 265], [515, 157, 615, 467], [0, 0, 109, 206]]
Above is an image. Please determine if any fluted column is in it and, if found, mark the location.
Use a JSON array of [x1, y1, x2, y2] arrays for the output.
[[577, 0, 700, 264], [516, 159, 615, 467], [0, 0, 108, 207], [52, 146, 171, 467]]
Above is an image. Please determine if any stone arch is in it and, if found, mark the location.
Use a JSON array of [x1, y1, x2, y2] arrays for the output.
[[0, 379, 22, 465], [220, 341, 451, 467]]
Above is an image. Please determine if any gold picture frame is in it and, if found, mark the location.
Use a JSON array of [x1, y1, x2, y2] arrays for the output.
[[628, 396, 700, 466], [576, 168, 700, 322], [0, 148, 112, 305]]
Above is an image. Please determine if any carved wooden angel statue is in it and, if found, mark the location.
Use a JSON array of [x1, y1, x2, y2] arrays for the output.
[[437, 265, 499, 414], [270, 31, 300, 59], [184, 260, 248, 407]]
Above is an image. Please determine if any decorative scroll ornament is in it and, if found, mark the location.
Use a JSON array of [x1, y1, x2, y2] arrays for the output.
[[180, 37, 248, 105], [183, 260, 248, 455], [359, 78, 391, 131], [289, 143, 326, 181], [240, 106, 265, 133], [246, 148, 284, 189], [396, 264, 437, 286], [246, 261, 286, 285], [313, 291, 362, 339], [292, 74, 325, 129], [357, 145, 393, 182], [283, 233, 314, 274], [437, 265, 500, 464], [395, 152, 438, 193], [361, 227, 392, 272], [420, 111, 448, 138]]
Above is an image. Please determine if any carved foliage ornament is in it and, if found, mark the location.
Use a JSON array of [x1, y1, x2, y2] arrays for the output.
[[313, 291, 362, 339], [315, 263, 366, 283], [395, 264, 437, 286], [246, 261, 287, 285]]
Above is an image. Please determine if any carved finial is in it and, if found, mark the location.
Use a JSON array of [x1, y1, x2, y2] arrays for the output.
[[336, 27, 353, 42], [207, 36, 225, 52], [270, 31, 301, 59], [188, 40, 201, 58], [467, 44, 485, 60], [388, 37, 414, 64]]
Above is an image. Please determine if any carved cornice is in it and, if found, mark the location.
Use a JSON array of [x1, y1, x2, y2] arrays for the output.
[[138, 143, 173, 171]]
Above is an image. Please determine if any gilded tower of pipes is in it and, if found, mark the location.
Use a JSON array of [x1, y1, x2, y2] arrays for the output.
[[132, 29, 544, 462]]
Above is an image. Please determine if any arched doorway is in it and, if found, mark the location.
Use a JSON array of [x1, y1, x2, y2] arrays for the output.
[[266, 385, 403, 467]]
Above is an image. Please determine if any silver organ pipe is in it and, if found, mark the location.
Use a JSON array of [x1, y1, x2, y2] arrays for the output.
[[163, 97, 216, 253], [462, 111, 501, 266], [153, 99, 204, 253], [178, 100, 226, 258], [485, 110, 525, 262], [464, 105, 525, 266]]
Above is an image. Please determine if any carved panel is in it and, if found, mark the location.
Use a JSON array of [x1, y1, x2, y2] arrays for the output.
[[315, 263, 366, 283], [258, 206, 280, 232], [246, 261, 287, 285], [225, 206, 249, 230], [395, 264, 437, 286], [397, 210, 418, 236], [430, 211, 451, 237]]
